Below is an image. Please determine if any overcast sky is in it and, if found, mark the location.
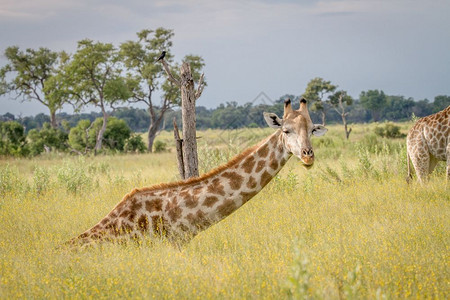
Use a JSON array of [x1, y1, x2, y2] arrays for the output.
[[1, 0, 449, 116]]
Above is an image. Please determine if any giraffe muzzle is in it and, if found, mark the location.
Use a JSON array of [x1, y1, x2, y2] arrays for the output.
[[300, 148, 314, 168]]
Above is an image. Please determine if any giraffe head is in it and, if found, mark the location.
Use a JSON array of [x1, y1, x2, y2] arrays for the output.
[[264, 98, 327, 168]]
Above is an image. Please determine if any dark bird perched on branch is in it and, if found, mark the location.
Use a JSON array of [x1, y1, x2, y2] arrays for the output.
[[156, 51, 166, 62]]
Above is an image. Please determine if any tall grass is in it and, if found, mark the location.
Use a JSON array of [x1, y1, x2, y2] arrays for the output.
[[0, 124, 448, 298]]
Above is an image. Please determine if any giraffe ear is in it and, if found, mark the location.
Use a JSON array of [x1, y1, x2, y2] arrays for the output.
[[312, 124, 327, 137], [263, 112, 282, 129]]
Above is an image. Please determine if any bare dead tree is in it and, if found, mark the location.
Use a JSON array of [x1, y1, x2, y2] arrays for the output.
[[161, 59, 205, 179], [330, 91, 352, 140]]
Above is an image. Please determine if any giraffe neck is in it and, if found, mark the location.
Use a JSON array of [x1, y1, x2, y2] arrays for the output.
[[196, 129, 291, 226], [69, 130, 292, 246]]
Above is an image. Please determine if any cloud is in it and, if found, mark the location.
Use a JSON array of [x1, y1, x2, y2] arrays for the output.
[[0, 0, 449, 115], [0, 0, 81, 20]]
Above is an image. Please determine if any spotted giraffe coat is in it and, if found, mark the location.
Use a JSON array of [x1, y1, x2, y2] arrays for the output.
[[407, 105, 450, 182], [68, 130, 291, 246]]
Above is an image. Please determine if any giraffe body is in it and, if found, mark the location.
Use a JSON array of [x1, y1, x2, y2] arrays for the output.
[[406, 106, 450, 182], [67, 99, 327, 247]]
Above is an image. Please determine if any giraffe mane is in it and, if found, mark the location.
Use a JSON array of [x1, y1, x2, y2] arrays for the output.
[[118, 136, 272, 204]]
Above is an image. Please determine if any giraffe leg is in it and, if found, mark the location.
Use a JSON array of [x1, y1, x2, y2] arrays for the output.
[[406, 151, 412, 184], [409, 152, 430, 183]]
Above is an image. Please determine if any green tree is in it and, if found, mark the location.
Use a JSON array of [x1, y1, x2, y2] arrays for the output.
[[328, 90, 353, 139], [100, 117, 131, 151], [433, 95, 450, 113], [64, 39, 131, 153], [302, 77, 337, 125], [68, 119, 93, 154], [411, 99, 432, 117], [120, 28, 205, 152], [27, 123, 68, 156], [124, 134, 146, 153], [211, 102, 246, 129], [0, 47, 68, 128], [383, 95, 415, 120], [359, 90, 387, 121], [0, 121, 28, 156], [68, 117, 131, 153]]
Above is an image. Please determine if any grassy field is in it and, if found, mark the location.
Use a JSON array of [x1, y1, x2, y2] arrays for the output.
[[0, 123, 448, 299]]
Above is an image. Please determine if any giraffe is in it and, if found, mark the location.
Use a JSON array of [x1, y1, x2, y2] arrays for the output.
[[66, 98, 327, 247], [406, 105, 450, 183]]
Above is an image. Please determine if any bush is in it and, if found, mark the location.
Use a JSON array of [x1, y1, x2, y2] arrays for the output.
[[0, 165, 26, 196], [27, 123, 68, 156], [102, 118, 131, 151], [0, 121, 29, 157], [68, 117, 132, 153], [32, 166, 51, 195], [153, 140, 167, 153], [358, 133, 379, 153], [56, 159, 92, 194], [374, 123, 406, 138], [124, 134, 147, 153], [68, 119, 92, 153]]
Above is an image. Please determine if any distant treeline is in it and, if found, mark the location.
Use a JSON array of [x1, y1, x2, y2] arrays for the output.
[[1, 94, 449, 133]]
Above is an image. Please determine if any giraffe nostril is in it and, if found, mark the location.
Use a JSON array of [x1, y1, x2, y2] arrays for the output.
[[301, 148, 314, 157]]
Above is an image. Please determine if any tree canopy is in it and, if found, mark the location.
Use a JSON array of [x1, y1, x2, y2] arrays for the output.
[[63, 39, 132, 152], [359, 90, 387, 121], [120, 28, 205, 152], [302, 77, 337, 125], [0, 47, 67, 128]]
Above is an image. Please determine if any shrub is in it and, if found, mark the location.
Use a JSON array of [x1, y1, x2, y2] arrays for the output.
[[358, 133, 379, 153], [27, 123, 68, 156], [124, 134, 146, 153], [374, 123, 406, 138], [0, 121, 29, 157], [68, 117, 132, 153], [68, 119, 92, 153], [356, 145, 379, 179], [102, 118, 131, 151], [57, 159, 92, 194], [154, 140, 167, 153], [0, 165, 25, 196], [32, 166, 51, 195]]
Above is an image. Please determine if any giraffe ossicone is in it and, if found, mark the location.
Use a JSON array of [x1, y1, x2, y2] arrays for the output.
[[66, 98, 327, 247], [406, 105, 449, 183]]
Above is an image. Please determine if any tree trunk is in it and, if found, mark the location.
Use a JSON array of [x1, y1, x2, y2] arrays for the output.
[[180, 62, 199, 178], [173, 118, 185, 180], [50, 110, 57, 129], [147, 104, 168, 152], [147, 120, 161, 153], [342, 113, 352, 139], [160, 59, 205, 180], [336, 93, 352, 140], [148, 130, 156, 153], [321, 111, 326, 126], [95, 104, 108, 154]]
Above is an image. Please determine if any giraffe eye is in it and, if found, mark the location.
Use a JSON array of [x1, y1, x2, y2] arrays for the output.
[[282, 128, 290, 134]]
